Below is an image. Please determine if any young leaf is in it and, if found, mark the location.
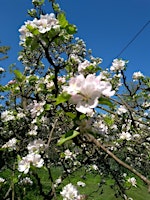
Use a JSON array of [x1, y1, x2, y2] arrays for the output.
[[99, 97, 113, 108], [65, 112, 76, 119], [57, 130, 80, 146], [58, 12, 68, 28], [55, 92, 70, 105], [66, 24, 77, 34], [13, 70, 25, 82]]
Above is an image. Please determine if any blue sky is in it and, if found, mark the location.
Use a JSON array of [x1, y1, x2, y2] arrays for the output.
[[0, 0, 150, 84]]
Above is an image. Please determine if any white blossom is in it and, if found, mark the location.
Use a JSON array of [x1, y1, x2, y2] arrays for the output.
[[110, 59, 126, 72], [19, 177, 33, 185], [127, 177, 137, 187], [1, 110, 15, 122], [120, 132, 132, 141], [0, 67, 5, 73], [17, 112, 26, 119], [18, 156, 31, 174], [27, 100, 46, 118], [78, 60, 91, 74], [77, 181, 86, 187], [27, 139, 45, 153], [0, 177, 5, 183], [91, 164, 98, 171], [132, 71, 144, 81], [60, 183, 79, 200], [19, 13, 60, 44], [64, 149, 76, 160], [2, 138, 17, 150], [117, 105, 128, 115], [18, 153, 44, 174], [54, 177, 62, 188]]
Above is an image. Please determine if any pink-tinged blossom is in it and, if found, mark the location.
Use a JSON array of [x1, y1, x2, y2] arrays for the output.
[[7, 80, 16, 85], [63, 74, 115, 115], [27, 139, 45, 153], [127, 177, 137, 187], [27, 100, 46, 118], [110, 59, 126, 72]]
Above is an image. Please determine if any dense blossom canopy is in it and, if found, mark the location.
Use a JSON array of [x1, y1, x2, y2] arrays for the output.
[[0, 0, 150, 200]]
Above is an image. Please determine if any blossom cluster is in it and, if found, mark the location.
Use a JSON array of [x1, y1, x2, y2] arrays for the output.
[[63, 73, 115, 115], [60, 183, 85, 200], [132, 71, 144, 81], [110, 58, 126, 72], [18, 139, 45, 174], [2, 138, 17, 151], [19, 13, 60, 44], [18, 153, 44, 174]]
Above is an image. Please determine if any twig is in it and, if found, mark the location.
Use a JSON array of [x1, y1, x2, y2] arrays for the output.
[[85, 133, 150, 192]]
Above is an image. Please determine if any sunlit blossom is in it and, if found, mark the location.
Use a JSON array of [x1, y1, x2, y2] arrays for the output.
[[63, 74, 115, 115], [110, 59, 126, 72], [19, 13, 60, 44], [18, 153, 44, 174]]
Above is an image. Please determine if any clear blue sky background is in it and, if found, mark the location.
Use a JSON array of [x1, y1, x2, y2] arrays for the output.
[[0, 0, 150, 84]]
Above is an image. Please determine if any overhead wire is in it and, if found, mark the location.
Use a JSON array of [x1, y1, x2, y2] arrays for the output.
[[115, 20, 150, 58]]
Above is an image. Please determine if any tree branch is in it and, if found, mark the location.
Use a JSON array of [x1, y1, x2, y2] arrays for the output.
[[85, 133, 150, 192]]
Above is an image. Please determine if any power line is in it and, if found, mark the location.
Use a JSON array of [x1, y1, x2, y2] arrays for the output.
[[116, 20, 150, 58]]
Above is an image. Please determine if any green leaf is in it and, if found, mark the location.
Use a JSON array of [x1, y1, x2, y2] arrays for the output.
[[58, 12, 68, 28], [66, 24, 77, 34], [12, 177, 18, 184], [103, 116, 114, 126], [30, 40, 39, 51], [55, 92, 70, 105], [13, 70, 25, 82], [57, 130, 80, 146], [44, 104, 51, 111], [99, 97, 113, 108], [25, 37, 34, 47], [65, 112, 76, 119], [53, 3, 60, 12], [79, 114, 86, 120]]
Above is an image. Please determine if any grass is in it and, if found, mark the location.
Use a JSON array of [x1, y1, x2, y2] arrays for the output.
[[0, 167, 150, 200]]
